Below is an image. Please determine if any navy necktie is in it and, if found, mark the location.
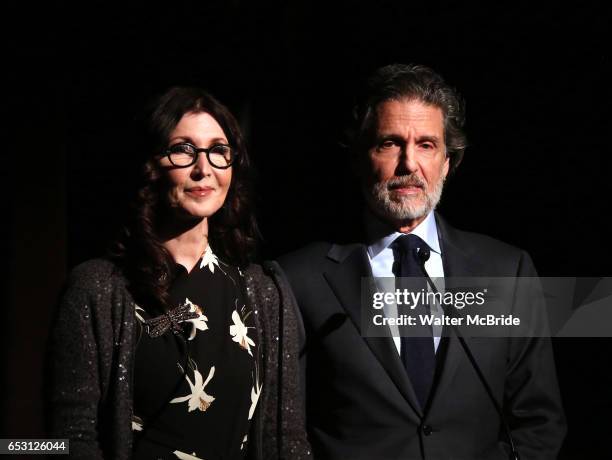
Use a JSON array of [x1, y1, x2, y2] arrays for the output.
[[391, 234, 435, 409]]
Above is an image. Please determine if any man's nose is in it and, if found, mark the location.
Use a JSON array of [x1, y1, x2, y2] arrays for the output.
[[396, 145, 419, 175]]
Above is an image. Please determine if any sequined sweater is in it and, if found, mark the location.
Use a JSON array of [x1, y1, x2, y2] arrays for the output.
[[46, 258, 312, 460]]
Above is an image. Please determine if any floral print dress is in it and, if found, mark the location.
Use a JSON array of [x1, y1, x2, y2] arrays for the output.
[[132, 246, 261, 460]]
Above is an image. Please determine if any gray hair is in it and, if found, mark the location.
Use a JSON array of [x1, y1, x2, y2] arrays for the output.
[[348, 63, 467, 173]]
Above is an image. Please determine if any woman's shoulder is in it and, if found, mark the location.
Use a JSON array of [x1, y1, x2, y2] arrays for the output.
[[69, 257, 113, 273], [243, 261, 287, 290], [243, 262, 267, 282], [64, 258, 127, 293], [243, 263, 273, 294], [54, 259, 131, 342], [243, 261, 300, 314]]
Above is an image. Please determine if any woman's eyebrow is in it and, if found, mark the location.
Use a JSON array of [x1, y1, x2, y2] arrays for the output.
[[208, 137, 229, 144], [168, 135, 194, 144], [168, 136, 229, 145]]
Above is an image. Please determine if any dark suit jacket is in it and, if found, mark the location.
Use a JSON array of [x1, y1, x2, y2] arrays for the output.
[[277, 214, 566, 460]]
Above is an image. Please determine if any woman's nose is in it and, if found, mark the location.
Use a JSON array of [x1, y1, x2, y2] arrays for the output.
[[192, 151, 213, 178]]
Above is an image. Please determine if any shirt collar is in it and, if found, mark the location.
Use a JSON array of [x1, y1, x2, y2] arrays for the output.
[[366, 211, 441, 259]]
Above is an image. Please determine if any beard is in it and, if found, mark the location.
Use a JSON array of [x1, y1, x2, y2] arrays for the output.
[[365, 170, 445, 223]]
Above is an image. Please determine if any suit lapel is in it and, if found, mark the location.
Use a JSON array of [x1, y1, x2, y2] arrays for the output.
[[323, 244, 423, 419], [428, 214, 483, 412]]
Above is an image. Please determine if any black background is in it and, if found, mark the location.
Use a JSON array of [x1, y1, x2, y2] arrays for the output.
[[4, 0, 611, 458]]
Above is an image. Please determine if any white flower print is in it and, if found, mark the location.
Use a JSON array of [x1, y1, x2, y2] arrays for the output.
[[230, 310, 255, 356], [170, 366, 216, 412], [131, 415, 143, 431], [199, 245, 219, 272], [134, 305, 146, 323], [248, 382, 262, 420], [173, 451, 204, 460], [183, 298, 209, 340], [240, 434, 248, 450]]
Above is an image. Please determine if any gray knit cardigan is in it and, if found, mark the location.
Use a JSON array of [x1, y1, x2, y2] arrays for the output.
[[46, 258, 311, 460]]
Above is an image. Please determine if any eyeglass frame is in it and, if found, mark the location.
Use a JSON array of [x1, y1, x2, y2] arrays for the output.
[[163, 142, 238, 169]]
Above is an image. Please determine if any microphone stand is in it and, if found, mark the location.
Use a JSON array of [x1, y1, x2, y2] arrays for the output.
[[415, 248, 520, 460]]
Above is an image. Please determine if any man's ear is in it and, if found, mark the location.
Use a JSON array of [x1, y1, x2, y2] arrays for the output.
[[442, 154, 450, 179], [351, 150, 362, 178]]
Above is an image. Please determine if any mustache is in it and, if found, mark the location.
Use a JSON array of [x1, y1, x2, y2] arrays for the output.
[[385, 175, 425, 189]]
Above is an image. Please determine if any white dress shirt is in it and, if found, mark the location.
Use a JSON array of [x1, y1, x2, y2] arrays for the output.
[[366, 211, 445, 354]]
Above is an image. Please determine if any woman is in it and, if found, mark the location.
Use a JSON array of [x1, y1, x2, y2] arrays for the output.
[[46, 87, 311, 460]]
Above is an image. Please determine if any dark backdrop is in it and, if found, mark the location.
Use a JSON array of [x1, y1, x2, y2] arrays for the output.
[[5, 1, 611, 458]]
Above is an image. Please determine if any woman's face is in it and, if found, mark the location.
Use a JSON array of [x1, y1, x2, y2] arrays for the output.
[[160, 111, 233, 220]]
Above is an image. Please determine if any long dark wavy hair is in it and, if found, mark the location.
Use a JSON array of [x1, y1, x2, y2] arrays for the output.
[[110, 87, 259, 312]]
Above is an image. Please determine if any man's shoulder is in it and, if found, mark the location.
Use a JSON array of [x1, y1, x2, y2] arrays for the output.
[[437, 216, 535, 275], [446, 226, 522, 254], [277, 242, 335, 271]]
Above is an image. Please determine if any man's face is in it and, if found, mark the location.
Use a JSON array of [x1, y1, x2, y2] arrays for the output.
[[361, 98, 449, 229]]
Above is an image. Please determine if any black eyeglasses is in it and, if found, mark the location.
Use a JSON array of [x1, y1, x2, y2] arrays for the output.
[[164, 142, 237, 169]]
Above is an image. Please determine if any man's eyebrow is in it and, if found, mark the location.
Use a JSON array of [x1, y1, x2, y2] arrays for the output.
[[375, 133, 405, 141], [374, 134, 442, 143], [416, 135, 441, 143]]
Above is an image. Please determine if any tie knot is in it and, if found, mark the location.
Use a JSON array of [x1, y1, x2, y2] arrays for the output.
[[390, 234, 430, 280], [391, 234, 426, 255]]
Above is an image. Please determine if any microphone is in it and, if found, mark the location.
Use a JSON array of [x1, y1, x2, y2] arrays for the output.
[[415, 246, 431, 265], [414, 251, 520, 460]]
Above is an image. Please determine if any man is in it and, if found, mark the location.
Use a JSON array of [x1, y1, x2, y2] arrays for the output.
[[276, 64, 565, 459]]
